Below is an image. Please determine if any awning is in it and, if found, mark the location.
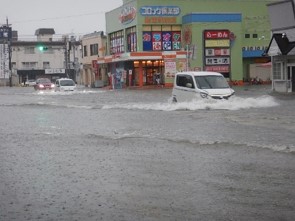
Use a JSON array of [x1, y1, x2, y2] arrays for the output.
[[97, 51, 187, 64]]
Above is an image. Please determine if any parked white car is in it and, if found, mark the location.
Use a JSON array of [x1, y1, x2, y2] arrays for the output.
[[55, 78, 76, 91], [172, 71, 235, 102], [25, 79, 36, 87]]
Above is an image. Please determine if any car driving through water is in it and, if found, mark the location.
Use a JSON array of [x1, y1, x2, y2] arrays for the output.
[[172, 71, 235, 102], [55, 78, 76, 91], [34, 78, 55, 90]]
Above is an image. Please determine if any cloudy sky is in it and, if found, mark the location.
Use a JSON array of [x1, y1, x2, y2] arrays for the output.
[[1, 0, 122, 39]]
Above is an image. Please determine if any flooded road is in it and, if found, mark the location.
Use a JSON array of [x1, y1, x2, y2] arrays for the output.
[[0, 85, 294, 220]]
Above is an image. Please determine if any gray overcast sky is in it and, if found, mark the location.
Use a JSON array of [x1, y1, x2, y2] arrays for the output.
[[1, 0, 122, 38]]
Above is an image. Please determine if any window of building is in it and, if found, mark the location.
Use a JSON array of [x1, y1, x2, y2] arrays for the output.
[[172, 25, 181, 31], [273, 62, 283, 80], [245, 34, 250, 38], [162, 25, 171, 31], [83, 45, 87, 57], [253, 33, 258, 38], [110, 30, 124, 54], [143, 26, 152, 31], [25, 47, 35, 54], [152, 26, 161, 31], [90, 43, 98, 56], [143, 25, 182, 51], [22, 62, 37, 69], [127, 26, 137, 52], [43, 62, 50, 69]]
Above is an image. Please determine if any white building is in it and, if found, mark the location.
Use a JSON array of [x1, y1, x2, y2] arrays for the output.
[[265, 0, 295, 93], [11, 28, 81, 85]]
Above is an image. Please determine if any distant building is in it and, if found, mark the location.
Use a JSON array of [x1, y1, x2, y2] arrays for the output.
[[80, 31, 107, 87], [10, 28, 81, 85]]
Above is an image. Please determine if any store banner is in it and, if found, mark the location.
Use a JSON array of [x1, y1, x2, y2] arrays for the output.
[[0, 44, 9, 79]]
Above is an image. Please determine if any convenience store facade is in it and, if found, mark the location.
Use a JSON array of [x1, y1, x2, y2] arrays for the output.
[[98, 0, 274, 87]]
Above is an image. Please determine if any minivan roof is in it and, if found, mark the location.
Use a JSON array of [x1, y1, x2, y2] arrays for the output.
[[176, 71, 223, 76]]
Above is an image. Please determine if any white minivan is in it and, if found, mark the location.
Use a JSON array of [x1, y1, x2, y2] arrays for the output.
[[172, 71, 235, 102], [55, 78, 76, 91]]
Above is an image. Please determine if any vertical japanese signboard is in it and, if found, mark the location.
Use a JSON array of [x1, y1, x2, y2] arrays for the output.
[[0, 44, 9, 79], [0, 27, 11, 79], [203, 30, 231, 77]]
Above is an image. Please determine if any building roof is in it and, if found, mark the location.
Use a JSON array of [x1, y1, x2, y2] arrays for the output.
[[35, 28, 55, 35]]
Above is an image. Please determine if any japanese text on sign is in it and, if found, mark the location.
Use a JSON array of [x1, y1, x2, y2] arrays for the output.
[[205, 40, 230, 47], [204, 30, 230, 39], [205, 48, 230, 56], [205, 57, 230, 65]]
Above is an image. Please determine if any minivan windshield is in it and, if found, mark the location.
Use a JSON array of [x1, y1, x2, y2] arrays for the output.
[[60, 80, 75, 86], [195, 75, 229, 89]]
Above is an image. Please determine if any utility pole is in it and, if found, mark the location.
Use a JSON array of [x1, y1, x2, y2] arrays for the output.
[[64, 37, 69, 78], [7, 18, 12, 87], [71, 36, 75, 80]]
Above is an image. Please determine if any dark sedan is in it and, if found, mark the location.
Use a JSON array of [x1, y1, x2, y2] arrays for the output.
[[34, 78, 55, 90]]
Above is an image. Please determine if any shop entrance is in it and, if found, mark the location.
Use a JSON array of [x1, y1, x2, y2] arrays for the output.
[[143, 60, 164, 85]]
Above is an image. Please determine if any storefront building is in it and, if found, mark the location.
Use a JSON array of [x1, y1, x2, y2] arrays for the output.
[[80, 31, 107, 87], [98, 0, 275, 88]]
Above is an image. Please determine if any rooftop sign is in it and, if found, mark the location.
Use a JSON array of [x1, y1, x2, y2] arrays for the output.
[[140, 6, 181, 16]]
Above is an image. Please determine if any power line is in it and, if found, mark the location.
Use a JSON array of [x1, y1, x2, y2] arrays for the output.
[[11, 11, 107, 24]]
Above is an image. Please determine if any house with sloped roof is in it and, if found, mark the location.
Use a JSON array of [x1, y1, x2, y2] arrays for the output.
[[265, 0, 295, 93]]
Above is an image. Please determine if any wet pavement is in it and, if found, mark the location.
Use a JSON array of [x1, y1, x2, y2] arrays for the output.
[[0, 85, 294, 220]]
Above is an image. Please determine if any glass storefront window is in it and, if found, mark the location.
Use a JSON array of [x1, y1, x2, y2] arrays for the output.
[[134, 61, 139, 68], [127, 26, 137, 52], [143, 25, 182, 51], [110, 30, 124, 54]]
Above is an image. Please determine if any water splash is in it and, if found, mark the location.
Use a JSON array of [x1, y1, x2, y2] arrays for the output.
[[102, 95, 279, 111]]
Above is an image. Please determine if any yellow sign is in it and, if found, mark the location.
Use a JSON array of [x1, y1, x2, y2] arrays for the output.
[[205, 39, 230, 47]]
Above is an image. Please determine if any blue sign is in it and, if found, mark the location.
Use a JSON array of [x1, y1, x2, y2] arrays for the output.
[[0, 27, 12, 40], [140, 6, 181, 16]]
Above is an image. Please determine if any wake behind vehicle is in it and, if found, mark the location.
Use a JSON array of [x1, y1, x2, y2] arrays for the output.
[[55, 78, 76, 91], [172, 71, 235, 102], [34, 78, 55, 90]]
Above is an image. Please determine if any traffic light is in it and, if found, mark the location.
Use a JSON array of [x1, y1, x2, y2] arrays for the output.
[[38, 45, 48, 51]]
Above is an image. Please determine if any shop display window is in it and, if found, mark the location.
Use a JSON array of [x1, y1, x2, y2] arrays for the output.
[[143, 25, 181, 51]]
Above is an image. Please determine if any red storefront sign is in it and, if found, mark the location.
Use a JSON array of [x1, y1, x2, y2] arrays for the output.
[[205, 65, 229, 73], [204, 30, 230, 39]]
